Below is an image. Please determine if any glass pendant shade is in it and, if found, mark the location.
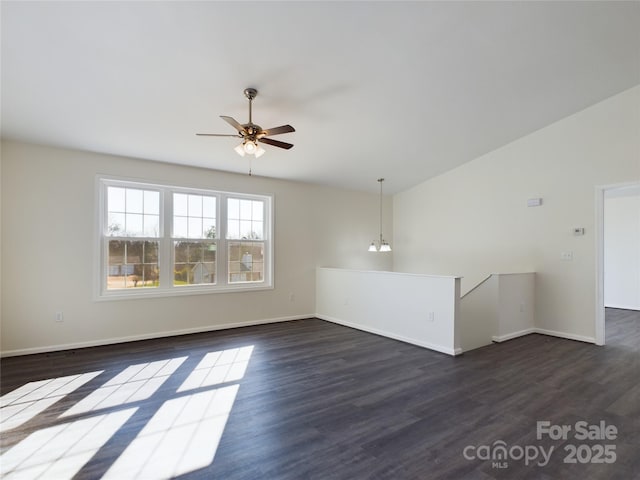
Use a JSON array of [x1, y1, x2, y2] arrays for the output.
[[235, 140, 264, 158], [368, 178, 391, 252], [234, 144, 246, 157], [243, 140, 257, 154]]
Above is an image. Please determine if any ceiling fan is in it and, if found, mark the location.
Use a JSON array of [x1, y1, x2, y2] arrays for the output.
[[196, 88, 295, 158]]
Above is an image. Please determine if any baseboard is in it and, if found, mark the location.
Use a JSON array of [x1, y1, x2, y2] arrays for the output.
[[534, 328, 596, 344], [1, 315, 599, 358], [604, 304, 640, 311], [0, 314, 313, 358], [492, 328, 536, 343], [316, 314, 461, 356], [492, 327, 595, 344]]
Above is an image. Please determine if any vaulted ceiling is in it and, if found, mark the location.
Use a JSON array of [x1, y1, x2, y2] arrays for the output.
[[2, 1, 639, 194]]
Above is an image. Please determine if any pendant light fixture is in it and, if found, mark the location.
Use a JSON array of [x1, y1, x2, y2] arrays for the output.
[[369, 178, 391, 252]]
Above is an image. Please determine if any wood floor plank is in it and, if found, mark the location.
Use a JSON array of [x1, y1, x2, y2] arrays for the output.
[[1, 310, 639, 479]]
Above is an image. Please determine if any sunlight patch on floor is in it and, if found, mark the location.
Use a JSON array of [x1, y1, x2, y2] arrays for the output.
[[102, 385, 239, 479], [0, 408, 136, 479], [62, 357, 187, 417], [178, 346, 254, 392], [0, 371, 103, 432], [1, 346, 254, 479]]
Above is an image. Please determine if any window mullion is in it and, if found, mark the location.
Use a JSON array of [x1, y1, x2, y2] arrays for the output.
[[160, 189, 173, 288], [218, 195, 228, 287]]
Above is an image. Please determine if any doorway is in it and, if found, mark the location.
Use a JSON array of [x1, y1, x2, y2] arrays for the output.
[[595, 183, 640, 345]]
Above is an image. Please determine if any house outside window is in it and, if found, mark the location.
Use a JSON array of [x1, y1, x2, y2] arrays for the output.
[[226, 198, 265, 284]]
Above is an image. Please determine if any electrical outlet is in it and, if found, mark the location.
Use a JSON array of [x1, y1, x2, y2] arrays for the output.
[[55, 311, 64, 322], [560, 251, 573, 261]]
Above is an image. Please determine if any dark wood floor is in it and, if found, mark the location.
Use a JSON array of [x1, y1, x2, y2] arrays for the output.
[[1, 308, 639, 479]]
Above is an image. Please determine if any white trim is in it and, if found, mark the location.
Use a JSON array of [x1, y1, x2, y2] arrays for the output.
[[94, 175, 104, 301], [492, 327, 595, 344], [316, 314, 462, 356], [94, 284, 275, 301], [604, 304, 640, 311], [595, 185, 606, 346], [1, 315, 602, 358], [533, 328, 596, 344], [491, 328, 536, 343], [0, 314, 311, 358], [95, 175, 274, 300], [595, 181, 640, 346]]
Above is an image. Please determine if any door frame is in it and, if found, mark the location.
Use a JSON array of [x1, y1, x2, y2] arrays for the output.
[[595, 182, 640, 345]]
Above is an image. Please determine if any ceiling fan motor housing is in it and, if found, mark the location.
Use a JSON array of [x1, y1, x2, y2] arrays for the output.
[[244, 88, 258, 100]]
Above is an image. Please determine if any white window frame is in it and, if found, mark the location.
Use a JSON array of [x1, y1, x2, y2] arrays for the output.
[[95, 176, 273, 300]]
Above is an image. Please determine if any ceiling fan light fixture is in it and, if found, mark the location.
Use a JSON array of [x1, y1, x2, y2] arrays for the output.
[[234, 143, 246, 157], [197, 88, 295, 168], [243, 140, 257, 154]]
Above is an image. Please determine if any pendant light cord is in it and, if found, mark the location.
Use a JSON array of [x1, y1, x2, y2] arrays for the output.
[[378, 178, 384, 244]]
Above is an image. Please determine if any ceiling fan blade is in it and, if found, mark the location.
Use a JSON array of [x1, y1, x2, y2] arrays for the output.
[[259, 137, 294, 150], [196, 133, 242, 137], [261, 124, 295, 136], [220, 115, 245, 133]]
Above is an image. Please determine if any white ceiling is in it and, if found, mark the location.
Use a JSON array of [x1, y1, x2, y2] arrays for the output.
[[2, 1, 639, 194]]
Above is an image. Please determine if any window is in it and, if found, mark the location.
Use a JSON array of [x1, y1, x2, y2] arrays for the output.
[[172, 193, 217, 286], [98, 178, 272, 298], [227, 198, 265, 284], [106, 186, 161, 290]]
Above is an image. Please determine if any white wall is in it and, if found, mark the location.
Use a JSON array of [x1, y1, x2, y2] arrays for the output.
[[0, 149, 3, 348], [394, 86, 640, 342], [458, 272, 535, 351], [0, 141, 392, 355], [604, 189, 640, 310], [496, 272, 535, 340], [316, 267, 461, 355], [459, 275, 498, 352]]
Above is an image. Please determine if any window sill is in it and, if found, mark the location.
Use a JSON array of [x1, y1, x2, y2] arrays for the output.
[[94, 283, 274, 301]]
